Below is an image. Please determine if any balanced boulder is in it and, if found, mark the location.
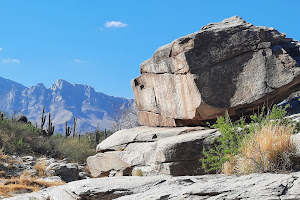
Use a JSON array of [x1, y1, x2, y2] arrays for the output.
[[132, 16, 300, 127]]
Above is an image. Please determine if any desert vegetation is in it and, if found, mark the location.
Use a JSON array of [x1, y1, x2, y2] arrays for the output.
[[201, 105, 300, 175], [0, 108, 116, 197], [0, 108, 111, 163]]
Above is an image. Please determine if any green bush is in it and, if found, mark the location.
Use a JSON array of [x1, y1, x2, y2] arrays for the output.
[[55, 137, 95, 163], [0, 118, 39, 155], [201, 112, 244, 173]]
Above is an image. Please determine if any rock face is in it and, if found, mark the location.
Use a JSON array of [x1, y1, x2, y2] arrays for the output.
[[132, 16, 300, 127], [7, 172, 300, 200], [87, 126, 220, 177]]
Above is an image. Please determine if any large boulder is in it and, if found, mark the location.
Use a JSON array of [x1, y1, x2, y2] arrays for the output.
[[132, 16, 300, 127], [6, 172, 300, 200], [87, 126, 220, 177]]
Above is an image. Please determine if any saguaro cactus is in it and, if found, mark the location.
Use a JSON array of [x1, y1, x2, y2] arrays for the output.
[[41, 106, 46, 130], [72, 117, 77, 137], [95, 123, 100, 144], [0, 111, 3, 121], [46, 112, 55, 136], [77, 130, 82, 141], [65, 121, 71, 137]]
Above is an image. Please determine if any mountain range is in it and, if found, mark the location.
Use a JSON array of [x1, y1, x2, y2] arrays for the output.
[[0, 76, 135, 133]]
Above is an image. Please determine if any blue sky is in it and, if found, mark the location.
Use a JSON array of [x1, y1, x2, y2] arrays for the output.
[[0, 0, 299, 99]]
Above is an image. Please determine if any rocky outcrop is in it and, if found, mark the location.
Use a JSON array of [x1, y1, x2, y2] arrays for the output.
[[132, 16, 300, 127], [87, 126, 220, 177], [7, 172, 300, 200], [0, 155, 89, 182]]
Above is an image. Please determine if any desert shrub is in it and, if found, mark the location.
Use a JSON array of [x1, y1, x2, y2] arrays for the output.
[[201, 105, 296, 174], [233, 123, 296, 174], [201, 112, 244, 173], [0, 117, 39, 155], [55, 137, 95, 163]]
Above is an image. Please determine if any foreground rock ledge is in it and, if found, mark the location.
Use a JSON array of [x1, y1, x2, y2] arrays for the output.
[[87, 126, 219, 177], [7, 172, 300, 200], [132, 16, 300, 127]]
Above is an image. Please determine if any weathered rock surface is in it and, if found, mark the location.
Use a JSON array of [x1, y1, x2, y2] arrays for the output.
[[132, 16, 300, 127], [87, 126, 220, 177], [7, 172, 300, 200], [45, 163, 79, 182]]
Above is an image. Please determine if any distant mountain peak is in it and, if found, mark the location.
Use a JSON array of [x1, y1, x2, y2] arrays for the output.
[[35, 83, 46, 88], [53, 79, 72, 90], [0, 76, 135, 133]]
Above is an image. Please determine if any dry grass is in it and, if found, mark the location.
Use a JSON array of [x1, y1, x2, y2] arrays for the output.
[[0, 170, 65, 197], [222, 154, 236, 175], [0, 149, 15, 163], [132, 169, 143, 176], [33, 160, 47, 177], [223, 123, 296, 175], [0, 152, 65, 198], [85, 165, 91, 174]]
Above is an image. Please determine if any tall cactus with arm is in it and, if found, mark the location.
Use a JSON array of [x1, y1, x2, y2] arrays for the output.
[[65, 121, 71, 137], [41, 106, 46, 130]]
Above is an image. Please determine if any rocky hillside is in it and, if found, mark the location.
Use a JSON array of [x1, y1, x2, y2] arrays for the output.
[[0, 77, 135, 133]]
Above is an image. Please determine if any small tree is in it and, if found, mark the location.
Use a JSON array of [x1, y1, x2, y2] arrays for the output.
[[111, 106, 139, 132]]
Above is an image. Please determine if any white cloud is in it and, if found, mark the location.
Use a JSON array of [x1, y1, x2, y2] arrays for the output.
[[0, 48, 2, 51], [73, 59, 81, 63], [73, 59, 87, 64], [105, 21, 128, 28], [2, 58, 20, 64]]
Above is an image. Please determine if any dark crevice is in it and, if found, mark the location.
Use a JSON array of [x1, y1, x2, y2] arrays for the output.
[[157, 194, 170, 200], [153, 180, 166, 186], [169, 44, 174, 57], [79, 188, 133, 200], [279, 176, 298, 196], [161, 159, 198, 163], [179, 37, 192, 45], [189, 191, 225, 197], [134, 79, 139, 86], [98, 149, 115, 153]]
